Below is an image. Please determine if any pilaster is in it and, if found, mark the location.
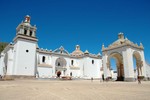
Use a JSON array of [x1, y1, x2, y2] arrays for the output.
[[122, 48, 135, 81]]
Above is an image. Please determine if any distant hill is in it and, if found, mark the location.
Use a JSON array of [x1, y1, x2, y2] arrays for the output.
[[0, 42, 8, 53]]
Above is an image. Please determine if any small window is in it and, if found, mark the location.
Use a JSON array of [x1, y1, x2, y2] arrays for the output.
[[30, 31, 32, 36], [92, 60, 94, 64], [42, 56, 46, 63], [71, 60, 74, 65], [24, 29, 27, 35], [58, 62, 60, 66], [26, 50, 29, 53]]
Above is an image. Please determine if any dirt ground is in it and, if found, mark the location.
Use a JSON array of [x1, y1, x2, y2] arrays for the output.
[[0, 79, 150, 100]]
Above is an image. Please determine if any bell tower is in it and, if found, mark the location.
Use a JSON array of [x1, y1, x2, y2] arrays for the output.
[[13, 15, 38, 78], [15, 15, 36, 37]]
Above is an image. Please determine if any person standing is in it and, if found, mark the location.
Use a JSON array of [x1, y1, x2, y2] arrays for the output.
[[91, 77, 93, 82], [138, 76, 141, 84]]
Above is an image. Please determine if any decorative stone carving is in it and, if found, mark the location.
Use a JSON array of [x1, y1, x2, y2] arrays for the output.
[[102, 32, 144, 51], [102, 44, 105, 50], [71, 45, 84, 56]]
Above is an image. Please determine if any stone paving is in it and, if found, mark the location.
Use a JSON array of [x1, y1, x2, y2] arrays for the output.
[[0, 80, 150, 100]]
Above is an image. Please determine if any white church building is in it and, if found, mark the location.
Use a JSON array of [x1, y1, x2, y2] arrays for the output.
[[0, 15, 150, 81]]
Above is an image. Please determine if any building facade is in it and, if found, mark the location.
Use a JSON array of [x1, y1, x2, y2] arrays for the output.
[[0, 15, 102, 79], [0, 15, 150, 81]]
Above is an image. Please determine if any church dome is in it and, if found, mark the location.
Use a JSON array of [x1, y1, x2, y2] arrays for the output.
[[53, 46, 69, 55], [71, 45, 84, 56]]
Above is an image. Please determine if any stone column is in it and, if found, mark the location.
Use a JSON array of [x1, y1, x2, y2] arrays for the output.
[[140, 51, 146, 78], [102, 53, 111, 79], [122, 48, 135, 81], [27, 29, 30, 36], [32, 31, 36, 37], [102, 54, 107, 79], [106, 62, 111, 77]]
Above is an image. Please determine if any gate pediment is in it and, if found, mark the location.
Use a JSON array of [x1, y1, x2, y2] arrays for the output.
[[102, 32, 143, 52]]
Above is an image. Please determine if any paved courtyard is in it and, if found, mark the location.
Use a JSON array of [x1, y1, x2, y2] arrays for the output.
[[0, 79, 150, 100]]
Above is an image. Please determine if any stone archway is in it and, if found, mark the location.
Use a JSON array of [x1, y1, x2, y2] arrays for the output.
[[102, 33, 146, 81], [55, 57, 67, 76], [107, 52, 124, 81]]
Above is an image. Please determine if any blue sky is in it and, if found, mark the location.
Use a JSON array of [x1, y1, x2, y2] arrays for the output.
[[0, 0, 150, 65]]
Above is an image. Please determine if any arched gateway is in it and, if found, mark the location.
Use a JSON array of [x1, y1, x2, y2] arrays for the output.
[[102, 33, 146, 81], [55, 57, 67, 76]]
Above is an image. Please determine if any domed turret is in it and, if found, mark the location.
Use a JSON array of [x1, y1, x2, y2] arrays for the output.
[[71, 45, 84, 56]]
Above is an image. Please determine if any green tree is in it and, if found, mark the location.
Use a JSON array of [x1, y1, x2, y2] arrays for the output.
[[0, 42, 8, 53]]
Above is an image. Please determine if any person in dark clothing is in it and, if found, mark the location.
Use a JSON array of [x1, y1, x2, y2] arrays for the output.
[[138, 76, 141, 84]]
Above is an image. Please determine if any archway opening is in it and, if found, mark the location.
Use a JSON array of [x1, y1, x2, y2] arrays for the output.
[[110, 58, 117, 80], [57, 71, 61, 78], [55, 57, 67, 76], [133, 51, 143, 78], [133, 57, 137, 78], [108, 52, 124, 81]]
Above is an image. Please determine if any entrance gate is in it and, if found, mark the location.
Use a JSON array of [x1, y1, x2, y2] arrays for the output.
[[102, 33, 146, 81]]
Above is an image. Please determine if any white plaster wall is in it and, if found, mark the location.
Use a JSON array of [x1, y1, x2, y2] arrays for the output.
[[69, 58, 82, 77], [146, 62, 150, 78], [0, 53, 4, 75], [78, 58, 84, 77], [34, 51, 102, 79], [38, 67, 52, 78], [65, 57, 71, 75], [13, 40, 37, 76], [38, 53, 52, 64], [51, 56, 57, 75], [6, 48, 14, 75], [70, 69, 80, 77], [83, 57, 101, 78]]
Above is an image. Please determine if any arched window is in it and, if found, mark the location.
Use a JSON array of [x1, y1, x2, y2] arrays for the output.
[[24, 29, 27, 35], [71, 60, 74, 65], [92, 60, 94, 64], [58, 62, 60, 66], [42, 56, 45, 63], [29, 31, 32, 36], [55, 57, 67, 67]]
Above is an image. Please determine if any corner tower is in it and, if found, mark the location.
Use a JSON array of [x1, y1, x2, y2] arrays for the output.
[[13, 15, 38, 78]]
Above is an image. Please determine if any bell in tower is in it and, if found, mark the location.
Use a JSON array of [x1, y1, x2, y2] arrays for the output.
[[12, 15, 38, 77]]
